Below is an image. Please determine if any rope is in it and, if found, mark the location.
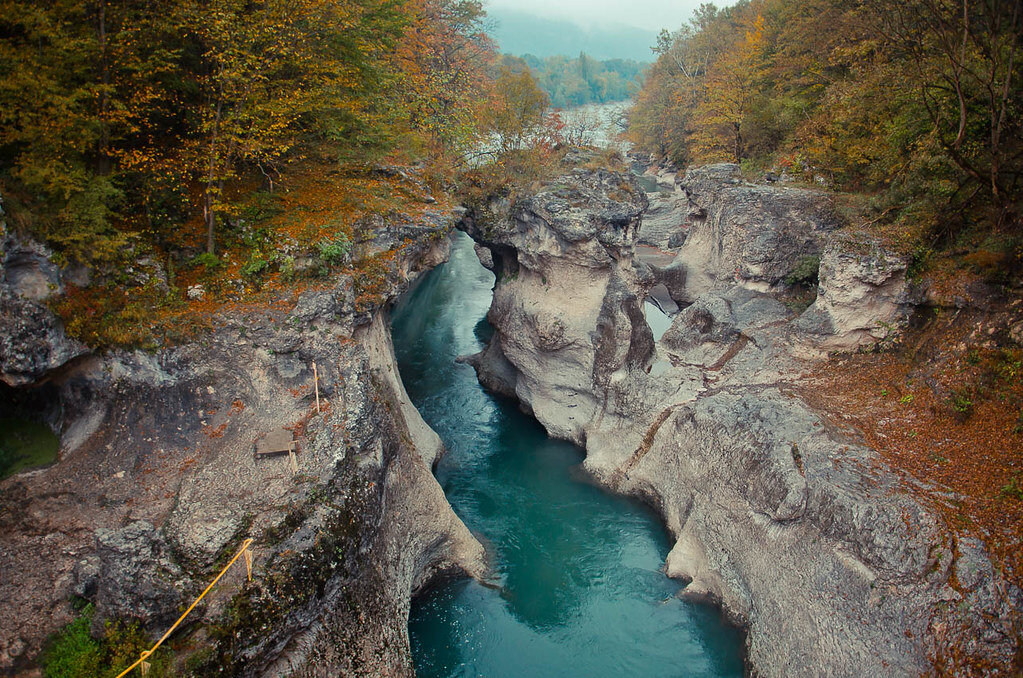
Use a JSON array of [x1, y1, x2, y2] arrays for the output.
[[113, 538, 254, 678]]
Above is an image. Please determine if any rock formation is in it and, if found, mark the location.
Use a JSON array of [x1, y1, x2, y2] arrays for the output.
[[0, 225, 88, 387], [796, 237, 914, 350], [670, 163, 842, 299], [460, 155, 1020, 676], [460, 163, 648, 444], [0, 209, 483, 674]]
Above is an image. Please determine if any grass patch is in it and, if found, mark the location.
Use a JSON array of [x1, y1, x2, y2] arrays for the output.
[[0, 417, 59, 479], [43, 605, 172, 678], [42, 606, 103, 678], [1000, 475, 1023, 501]]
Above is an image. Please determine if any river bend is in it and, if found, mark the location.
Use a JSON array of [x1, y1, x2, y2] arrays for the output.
[[392, 232, 744, 678]]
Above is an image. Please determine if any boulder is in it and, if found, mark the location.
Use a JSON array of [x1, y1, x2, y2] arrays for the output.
[[90, 521, 190, 636], [673, 163, 842, 299], [797, 238, 911, 350], [0, 227, 88, 386], [1, 231, 64, 302], [473, 243, 494, 270]]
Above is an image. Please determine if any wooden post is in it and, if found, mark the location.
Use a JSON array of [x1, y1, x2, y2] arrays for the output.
[[244, 548, 252, 581], [289, 447, 298, 475], [141, 660, 151, 676], [313, 362, 320, 413]]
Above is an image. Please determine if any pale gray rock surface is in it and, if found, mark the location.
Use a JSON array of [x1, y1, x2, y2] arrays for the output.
[[637, 190, 687, 249], [459, 158, 648, 444], [637, 164, 916, 352], [462, 158, 1020, 676], [796, 237, 913, 350], [671, 163, 841, 299]]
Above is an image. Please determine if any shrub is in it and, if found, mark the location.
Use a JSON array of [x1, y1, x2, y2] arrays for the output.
[[239, 190, 284, 223], [190, 252, 222, 272], [241, 255, 270, 279], [317, 234, 353, 268], [785, 255, 821, 287], [949, 388, 974, 422], [458, 146, 563, 206], [43, 606, 103, 678], [43, 605, 171, 678], [1000, 476, 1023, 500], [907, 246, 933, 280], [277, 254, 296, 281]]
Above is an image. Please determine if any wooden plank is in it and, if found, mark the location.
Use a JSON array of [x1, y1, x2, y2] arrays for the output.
[[255, 429, 296, 456]]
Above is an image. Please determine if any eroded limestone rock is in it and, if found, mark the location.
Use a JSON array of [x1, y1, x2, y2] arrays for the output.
[[463, 158, 1020, 677], [670, 163, 841, 299], [0, 209, 482, 676], [797, 238, 912, 350], [459, 155, 648, 444]]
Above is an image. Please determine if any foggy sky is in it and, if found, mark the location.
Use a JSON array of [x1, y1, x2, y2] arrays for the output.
[[484, 0, 721, 33]]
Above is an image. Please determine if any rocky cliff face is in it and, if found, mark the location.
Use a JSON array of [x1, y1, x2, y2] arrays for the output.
[[460, 163, 648, 445], [0, 226, 88, 387], [670, 164, 841, 297], [0, 212, 483, 674], [636, 164, 915, 351], [461, 156, 1020, 676]]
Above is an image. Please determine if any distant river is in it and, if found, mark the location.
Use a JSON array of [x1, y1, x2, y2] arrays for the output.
[[392, 231, 744, 677], [555, 101, 632, 151]]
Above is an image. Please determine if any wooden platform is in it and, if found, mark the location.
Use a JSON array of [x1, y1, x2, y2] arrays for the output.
[[254, 429, 296, 457]]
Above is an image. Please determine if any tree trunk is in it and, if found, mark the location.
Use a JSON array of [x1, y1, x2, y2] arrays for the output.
[[204, 96, 224, 255], [204, 191, 216, 255]]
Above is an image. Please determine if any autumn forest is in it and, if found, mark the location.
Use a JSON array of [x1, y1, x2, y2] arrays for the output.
[[628, 0, 1021, 260], [0, 0, 514, 261], [2, 0, 1020, 314]]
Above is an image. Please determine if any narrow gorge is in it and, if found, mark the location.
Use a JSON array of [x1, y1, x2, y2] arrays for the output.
[[393, 231, 744, 676], [2, 0, 1021, 674], [1, 150, 1020, 676]]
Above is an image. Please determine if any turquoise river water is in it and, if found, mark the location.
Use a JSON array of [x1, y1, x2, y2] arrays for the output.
[[392, 232, 745, 678]]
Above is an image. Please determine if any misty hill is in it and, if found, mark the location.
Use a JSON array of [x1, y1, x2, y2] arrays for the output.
[[486, 8, 656, 62]]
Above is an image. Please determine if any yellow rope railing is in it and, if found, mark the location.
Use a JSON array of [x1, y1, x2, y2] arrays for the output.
[[114, 538, 254, 678]]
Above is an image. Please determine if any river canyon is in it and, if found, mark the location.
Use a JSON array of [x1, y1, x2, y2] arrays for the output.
[[0, 149, 1019, 677], [393, 232, 744, 677]]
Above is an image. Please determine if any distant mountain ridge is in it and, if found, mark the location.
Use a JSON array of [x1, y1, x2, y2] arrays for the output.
[[486, 8, 656, 62]]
